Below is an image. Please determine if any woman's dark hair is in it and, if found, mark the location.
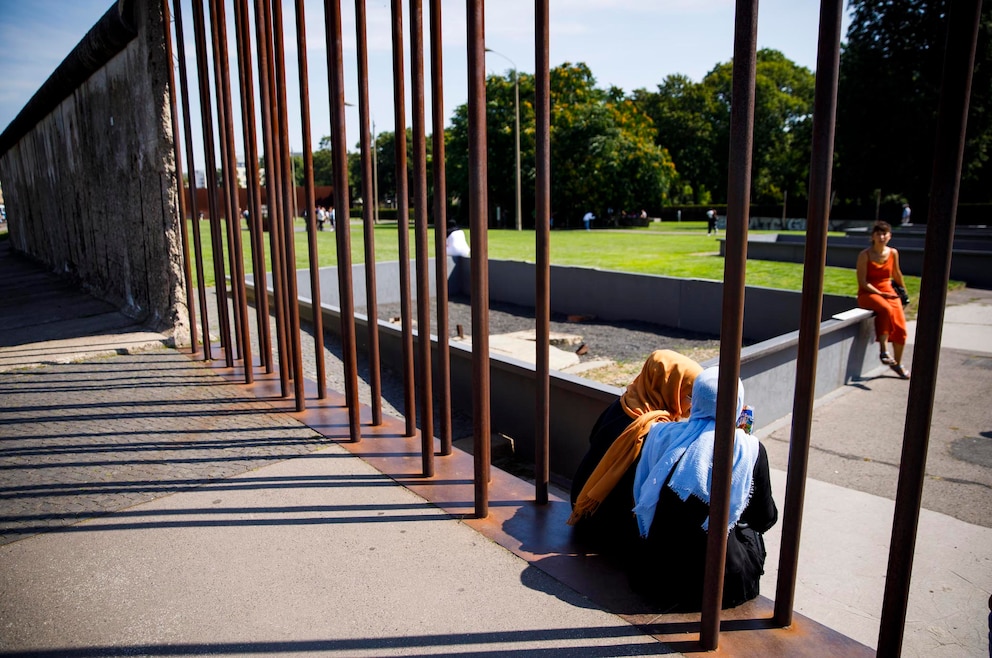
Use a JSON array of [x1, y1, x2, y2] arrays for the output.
[[872, 220, 892, 235]]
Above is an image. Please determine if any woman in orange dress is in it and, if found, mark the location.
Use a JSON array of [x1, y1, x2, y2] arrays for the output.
[[857, 221, 910, 378]]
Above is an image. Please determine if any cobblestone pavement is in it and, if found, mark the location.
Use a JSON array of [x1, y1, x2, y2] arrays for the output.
[[0, 350, 331, 546]]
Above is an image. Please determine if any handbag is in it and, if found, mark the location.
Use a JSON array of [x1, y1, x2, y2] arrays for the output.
[[892, 281, 909, 307]]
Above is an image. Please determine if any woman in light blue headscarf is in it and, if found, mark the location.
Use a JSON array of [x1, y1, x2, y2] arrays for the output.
[[629, 366, 777, 611]]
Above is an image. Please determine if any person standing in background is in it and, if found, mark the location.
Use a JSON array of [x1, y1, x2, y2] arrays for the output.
[[706, 209, 717, 235]]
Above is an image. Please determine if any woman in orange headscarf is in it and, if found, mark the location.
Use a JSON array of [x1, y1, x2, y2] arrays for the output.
[[568, 350, 702, 545]]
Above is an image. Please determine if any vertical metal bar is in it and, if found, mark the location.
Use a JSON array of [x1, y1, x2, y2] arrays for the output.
[[466, 0, 491, 518], [255, 0, 291, 396], [699, 0, 758, 649], [294, 0, 327, 399], [271, 0, 307, 411], [409, 0, 435, 476], [877, 1, 982, 654], [429, 0, 452, 454], [233, 0, 272, 373], [207, 0, 243, 362], [210, 0, 254, 382], [355, 0, 384, 426], [774, 0, 843, 628], [533, 0, 550, 505], [324, 0, 362, 441], [173, 0, 213, 360], [391, 0, 417, 437], [191, 0, 233, 366], [163, 0, 199, 356]]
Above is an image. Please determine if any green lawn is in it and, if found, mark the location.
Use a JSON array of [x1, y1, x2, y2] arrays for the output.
[[186, 218, 926, 305]]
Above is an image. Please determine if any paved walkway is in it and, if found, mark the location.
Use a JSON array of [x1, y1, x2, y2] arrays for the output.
[[1, 240, 990, 656]]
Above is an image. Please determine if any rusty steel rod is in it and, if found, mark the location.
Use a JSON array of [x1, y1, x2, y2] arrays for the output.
[[172, 0, 212, 361], [294, 0, 327, 399], [534, 0, 551, 505], [466, 0, 491, 517], [233, 0, 272, 374], [390, 0, 417, 438], [409, 0, 435, 476], [774, 0, 844, 628], [323, 0, 362, 441], [271, 0, 307, 411], [429, 0, 452, 455], [163, 0, 199, 356], [209, 0, 253, 381], [191, 0, 232, 366], [877, 1, 982, 654], [256, 0, 291, 397], [355, 0, 384, 427], [208, 0, 243, 364], [699, 0, 758, 650]]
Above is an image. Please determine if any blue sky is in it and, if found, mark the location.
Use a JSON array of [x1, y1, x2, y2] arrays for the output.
[[0, 0, 851, 164]]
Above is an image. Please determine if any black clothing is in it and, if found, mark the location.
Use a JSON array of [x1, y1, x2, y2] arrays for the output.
[[631, 443, 777, 610], [569, 399, 641, 548]]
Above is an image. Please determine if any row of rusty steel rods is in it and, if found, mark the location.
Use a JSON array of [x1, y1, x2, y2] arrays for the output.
[[429, 0, 452, 455], [274, 0, 308, 409], [774, 0, 844, 629], [533, 0, 551, 505], [390, 0, 418, 440], [356, 0, 384, 428], [294, 0, 328, 400], [878, 1, 982, 655], [233, 0, 272, 374], [466, 0, 492, 517], [323, 0, 362, 439], [190, 0, 233, 368], [253, 0, 292, 398], [161, 0, 199, 356], [171, 0, 212, 360], [209, 0, 254, 383], [699, 0, 758, 650], [409, 0, 435, 477]]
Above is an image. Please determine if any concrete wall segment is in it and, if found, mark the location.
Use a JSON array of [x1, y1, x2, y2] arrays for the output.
[[0, 1, 188, 342]]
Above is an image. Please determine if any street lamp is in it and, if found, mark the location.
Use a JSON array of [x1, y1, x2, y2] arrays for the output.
[[485, 47, 522, 231]]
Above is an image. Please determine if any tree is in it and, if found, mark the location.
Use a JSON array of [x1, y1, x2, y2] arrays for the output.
[[446, 62, 674, 227], [632, 75, 722, 204], [312, 137, 334, 187], [835, 0, 992, 209], [633, 50, 815, 206]]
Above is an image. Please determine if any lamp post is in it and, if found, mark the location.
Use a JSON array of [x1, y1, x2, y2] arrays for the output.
[[485, 47, 521, 231]]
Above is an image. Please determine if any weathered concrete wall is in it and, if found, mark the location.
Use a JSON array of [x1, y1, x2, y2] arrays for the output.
[[0, 2, 187, 340]]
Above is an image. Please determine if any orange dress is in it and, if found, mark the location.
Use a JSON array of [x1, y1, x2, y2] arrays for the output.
[[857, 251, 907, 344]]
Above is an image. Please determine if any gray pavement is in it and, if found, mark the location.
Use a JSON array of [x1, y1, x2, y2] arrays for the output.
[[1, 239, 990, 656]]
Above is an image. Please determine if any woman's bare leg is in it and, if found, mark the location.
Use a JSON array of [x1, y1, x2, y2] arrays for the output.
[[878, 334, 892, 362]]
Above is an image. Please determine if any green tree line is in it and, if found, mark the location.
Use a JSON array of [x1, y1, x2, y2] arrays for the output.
[[296, 0, 991, 228]]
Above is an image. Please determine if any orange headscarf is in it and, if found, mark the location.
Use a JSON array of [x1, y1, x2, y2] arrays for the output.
[[568, 350, 703, 525], [620, 349, 700, 422]]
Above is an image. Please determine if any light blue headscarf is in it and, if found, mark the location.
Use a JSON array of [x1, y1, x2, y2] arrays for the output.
[[631, 366, 759, 537]]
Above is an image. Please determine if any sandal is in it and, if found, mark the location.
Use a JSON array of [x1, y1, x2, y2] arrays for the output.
[[890, 363, 910, 379], [880, 351, 895, 366]]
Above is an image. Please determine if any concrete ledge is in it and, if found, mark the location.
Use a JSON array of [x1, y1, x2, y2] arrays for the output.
[[252, 281, 879, 486], [724, 234, 992, 288]]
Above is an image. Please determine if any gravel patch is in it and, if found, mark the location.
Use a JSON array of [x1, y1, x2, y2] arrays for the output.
[[371, 294, 722, 377]]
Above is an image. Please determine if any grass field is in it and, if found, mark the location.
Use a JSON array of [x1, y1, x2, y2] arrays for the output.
[[186, 218, 927, 309]]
